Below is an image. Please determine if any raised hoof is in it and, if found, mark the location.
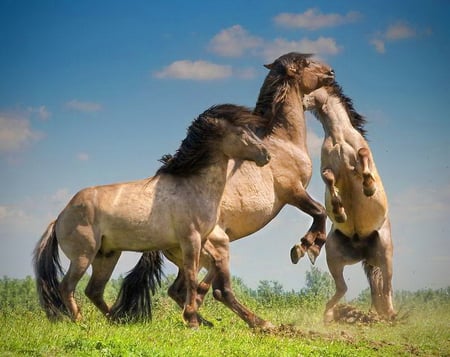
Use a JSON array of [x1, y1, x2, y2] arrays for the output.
[[307, 245, 320, 265], [333, 210, 347, 223], [363, 174, 376, 197], [363, 184, 376, 197], [290, 244, 305, 264]]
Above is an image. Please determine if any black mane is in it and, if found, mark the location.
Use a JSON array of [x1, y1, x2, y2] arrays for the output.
[[330, 82, 367, 137], [156, 104, 261, 177], [254, 53, 312, 136]]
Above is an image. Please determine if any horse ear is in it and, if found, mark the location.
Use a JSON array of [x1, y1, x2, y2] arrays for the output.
[[263, 63, 273, 70]]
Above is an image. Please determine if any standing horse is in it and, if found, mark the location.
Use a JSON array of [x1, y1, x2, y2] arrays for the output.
[[118, 53, 335, 326], [33, 105, 271, 328], [301, 83, 396, 322]]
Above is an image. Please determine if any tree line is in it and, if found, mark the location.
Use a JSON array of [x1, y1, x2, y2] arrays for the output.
[[1, 267, 448, 312]]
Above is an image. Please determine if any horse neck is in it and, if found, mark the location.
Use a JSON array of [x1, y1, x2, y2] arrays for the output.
[[318, 96, 357, 143], [271, 85, 307, 147], [193, 154, 229, 202]]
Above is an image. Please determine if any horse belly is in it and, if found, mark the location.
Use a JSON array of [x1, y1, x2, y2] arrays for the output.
[[219, 166, 280, 240], [328, 188, 388, 238]]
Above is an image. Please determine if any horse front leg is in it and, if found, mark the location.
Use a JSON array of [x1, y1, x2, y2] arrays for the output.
[[164, 247, 214, 327], [180, 234, 202, 328], [322, 168, 347, 223], [289, 185, 327, 265], [204, 232, 274, 330], [358, 148, 376, 197]]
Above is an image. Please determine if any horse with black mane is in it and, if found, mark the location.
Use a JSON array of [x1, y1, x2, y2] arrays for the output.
[[301, 82, 396, 322], [33, 105, 271, 328]]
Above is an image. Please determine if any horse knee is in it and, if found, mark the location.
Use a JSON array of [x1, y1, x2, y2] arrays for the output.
[[213, 287, 234, 303]]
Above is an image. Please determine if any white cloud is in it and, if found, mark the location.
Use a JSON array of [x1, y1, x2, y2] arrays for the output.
[[208, 25, 263, 57], [370, 38, 385, 54], [385, 22, 416, 40], [371, 22, 420, 54], [66, 99, 102, 112], [0, 114, 43, 153], [155, 60, 232, 80], [0, 205, 26, 221], [234, 67, 257, 79], [274, 8, 361, 30], [262, 37, 340, 61]]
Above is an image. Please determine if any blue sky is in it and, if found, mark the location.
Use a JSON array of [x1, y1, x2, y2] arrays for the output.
[[1, 1, 449, 298]]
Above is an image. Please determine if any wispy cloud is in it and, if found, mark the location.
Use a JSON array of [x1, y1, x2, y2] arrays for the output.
[[208, 25, 263, 57], [66, 99, 102, 112], [262, 37, 340, 61], [0, 112, 43, 153], [209, 25, 341, 62], [154, 60, 232, 80], [390, 182, 450, 223], [371, 21, 427, 54], [274, 8, 362, 30], [28, 105, 51, 120], [158, 24, 342, 81]]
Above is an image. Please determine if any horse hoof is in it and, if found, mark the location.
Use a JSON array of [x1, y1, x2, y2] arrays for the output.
[[307, 246, 319, 265], [323, 310, 335, 324], [334, 211, 347, 223], [363, 185, 376, 197], [290, 245, 305, 264]]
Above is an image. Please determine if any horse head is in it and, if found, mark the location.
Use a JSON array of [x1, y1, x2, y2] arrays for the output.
[[264, 52, 335, 94]]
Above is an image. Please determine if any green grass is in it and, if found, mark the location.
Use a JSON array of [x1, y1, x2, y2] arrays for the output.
[[2, 289, 449, 356]]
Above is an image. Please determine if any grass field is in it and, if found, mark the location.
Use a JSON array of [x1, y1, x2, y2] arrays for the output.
[[1, 276, 449, 356]]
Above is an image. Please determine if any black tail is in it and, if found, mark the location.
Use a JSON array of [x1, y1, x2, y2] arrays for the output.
[[110, 251, 164, 323], [33, 221, 69, 320]]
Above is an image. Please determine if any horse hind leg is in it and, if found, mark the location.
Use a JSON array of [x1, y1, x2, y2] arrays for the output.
[[85, 251, 121, 317], [358, 148, 376, 197], [205, 231, 274, 330], [59, 255, 92, 321], [322, 168, 347, 223], [324, 231, 348, 323]]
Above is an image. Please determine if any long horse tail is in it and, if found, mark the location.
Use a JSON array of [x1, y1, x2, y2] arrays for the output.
[[110, 251, 164, 323], [362, 260, 383, 304], [33, 220, 69, 320]]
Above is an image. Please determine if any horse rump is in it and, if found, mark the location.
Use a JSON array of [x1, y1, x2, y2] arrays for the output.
[[110, 251, 164, 323]]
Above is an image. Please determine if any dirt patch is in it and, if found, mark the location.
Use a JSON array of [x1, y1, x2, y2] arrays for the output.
[[331, 304, 383, 324], [257, 323, 355, 343]]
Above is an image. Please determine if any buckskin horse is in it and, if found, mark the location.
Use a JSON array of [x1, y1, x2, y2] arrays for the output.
[[300, 82, 396, 322], [33, 105, 271, 328]]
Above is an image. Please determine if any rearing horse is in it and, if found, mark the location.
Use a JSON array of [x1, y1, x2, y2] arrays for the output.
[[301, 82, 396, 322], [33, 105, 271, 328], [117, 53, 335, 326]]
